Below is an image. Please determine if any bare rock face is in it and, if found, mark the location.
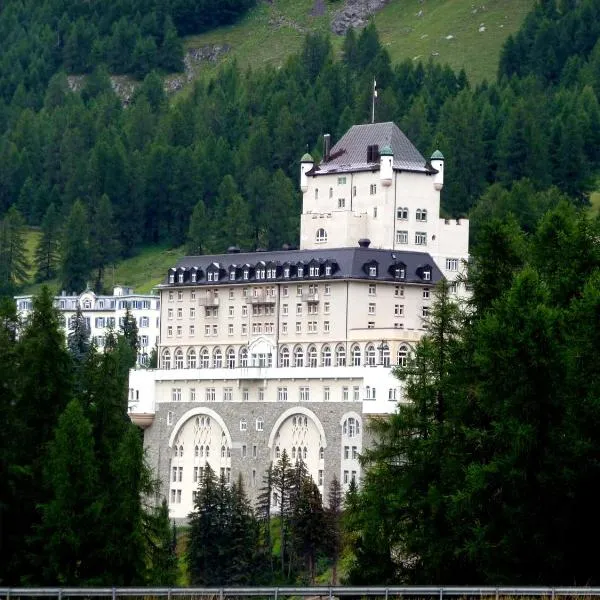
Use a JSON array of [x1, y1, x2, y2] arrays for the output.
[[331, 0, 391, 35]]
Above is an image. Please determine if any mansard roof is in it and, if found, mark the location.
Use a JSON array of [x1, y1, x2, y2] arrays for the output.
[[164, 247, 443, 286], [314, 122, 434, 175]]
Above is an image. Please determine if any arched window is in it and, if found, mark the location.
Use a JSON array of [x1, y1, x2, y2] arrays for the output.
[[292, 447, 296, 460], [200, 347, 210, 368], [319, 447, 324, 459], [174, 348, 184, 369], [199, 445, 204, 457], [240, 347, 248, 367], [316, 228, 327, 243], [162, 349, 171, 369], [397, 345, 409, 367], [416, 208, 428, 222], [179, 445, 184, 456], [187, 348, 197, 369], [227, 347, 236, 369], [351, 344, 362, 366], [366, 344, 376, 366], [195, 445, 199, 457], [280, 346, 290, 367], [303, 447, 307, 459], [381, 343, 390, 367], [221, 445, 226, 458], [307, 345, 318, 367], [206, 445, 210, 457], [335, 344, 346, 367], [213, 348, 222, 369], [276, 446, 281, 459], [293, 346, 304, 367], [256, 417, 264, 431], [321, 345, 332, 367]]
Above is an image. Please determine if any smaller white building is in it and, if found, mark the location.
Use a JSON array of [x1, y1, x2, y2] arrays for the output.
[[15, 286, 161, 366]]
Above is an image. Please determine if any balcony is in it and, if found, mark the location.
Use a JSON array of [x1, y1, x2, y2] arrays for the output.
[[198, 293, 219, 307], [245, 291, 276, 305], [302, 292, 319, 303]]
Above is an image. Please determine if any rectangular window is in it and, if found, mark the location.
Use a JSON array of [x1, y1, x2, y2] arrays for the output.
[[176, 326, 182, 337], [394, 304, 404, 316], [324, 302, 330, 314], [318, 470, 323, 486], [368, 321, 375, 329], [282, 304, 288, 316], [422, 306, 430, 318], [282, 286, 289, 296], [242, 445, 247, 458], [338, 176, 347, 185], [446, 258, 459, 271], [190, 388, 196, 402], [370, 183, 377, 195], [368, 284, 376, 296], [204, 324, 210, 336], [258, 388, 265, 401], [242, 323, 248, 335], [396, 230, 408, 244], [323, 387, 330, 401], [278, 387, 288, 401], [172, 466, 177, 482], [178, 466, 183, 482], [167, 411, 173, 425], [205, 388, 215, 402], [308, 321, 317, 333], [352, 446, 358, 459], [171, 388, 181, 402], [223, 388, 232, 402], [343, 470, 349, 484], [368, 303, 376, 314], [253, 444, 257, 458], [242, 388, 249, 402], [189, 325, 195, 336], [282, 322, 288, 334], [229, 305, 234, 316], [395, 285, 404, 297], [242, 305, 248, 317], [338, 198, 346, 208], [344, 446, 349, 459], [296, 322, 301, 333], [296, 303, 302, 316], [308, 303, 318, 314], [190, 307, 195, 319], [353, 386, 360, 401], [415, 231, 427, 245], [324, 321, 330, 332], [300, 387, 310, 402], [177, 307, 183, 318], [423, 288, 430, 299], [342, 386, 349, 401], [228, 324, 234, 335], [168, 308, 173, 319], [324, 284, 331, 295]]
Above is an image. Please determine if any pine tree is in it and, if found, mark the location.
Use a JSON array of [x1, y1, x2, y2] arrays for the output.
[[35, 399, 102, 584], [0, 206, 30, 294], [34, 203, 61, 282], [89, 194, 120, 292], [60, 200, 90, 294]]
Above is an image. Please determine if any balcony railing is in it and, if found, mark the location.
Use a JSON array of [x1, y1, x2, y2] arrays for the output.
[[302, 292, 319, 303], [198, 294, 219, 306], [245, 291, 276, 305]]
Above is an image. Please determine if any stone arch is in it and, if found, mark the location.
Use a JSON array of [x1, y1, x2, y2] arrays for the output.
[[169, 407, 232, 449], [268, 406, 327, 449]]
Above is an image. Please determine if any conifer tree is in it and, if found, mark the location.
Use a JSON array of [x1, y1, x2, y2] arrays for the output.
[[146, 499, 179, 585], [35, 399, 102, 584], [89, 194, 120, 292], [0, 206, 30, 294], [60, 200, 90, 294], [34, 202, 61, 282], [325, 475, 343, 584], [273, 449, 294, 574], [186, 198, 207, 255]]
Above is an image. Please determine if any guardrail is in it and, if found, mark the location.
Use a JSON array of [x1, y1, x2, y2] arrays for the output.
[[4, 587, 600, 600]]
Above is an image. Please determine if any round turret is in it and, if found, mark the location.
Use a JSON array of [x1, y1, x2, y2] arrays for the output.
[[431, 149, 444, 191], [380, 145, 393, 187], [300, 152, 314, 193]]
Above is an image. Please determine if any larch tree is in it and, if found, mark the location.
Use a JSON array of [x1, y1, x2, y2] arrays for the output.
[[34, 202, 61, 282]]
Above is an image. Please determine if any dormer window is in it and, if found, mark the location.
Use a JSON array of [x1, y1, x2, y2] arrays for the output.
[[169, 273, 175, 284], [229, 271, 236, 281], [178, 273, 184, 283], [310, 266, 319, 277], [369, 266, 377, 277], [191, 272, 197, 283], [298, 266, 304, 277], [325, 265, 332, 276], [423, 270, 431, 281], [284, 267, 290, 278], [395, 267, 405, 279], [243, 269, 249, 280]]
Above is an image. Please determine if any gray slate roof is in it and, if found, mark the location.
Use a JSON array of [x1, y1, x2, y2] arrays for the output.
[[314, 122, 434, 175], [164, 247, 443, 287]]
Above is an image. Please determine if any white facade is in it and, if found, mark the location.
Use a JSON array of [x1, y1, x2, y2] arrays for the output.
[[129, 121, 470, 519], [16, 286, 160, 365]]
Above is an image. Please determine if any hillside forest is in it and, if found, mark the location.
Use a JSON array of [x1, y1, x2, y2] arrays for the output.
[[2, 1, 600, 293], [4, 0, 600, 588]]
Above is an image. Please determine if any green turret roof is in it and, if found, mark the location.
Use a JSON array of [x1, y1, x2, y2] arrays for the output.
[[301, 152, 314, 162], [431, 149, 444, 160], [380, 144, 394, 156]]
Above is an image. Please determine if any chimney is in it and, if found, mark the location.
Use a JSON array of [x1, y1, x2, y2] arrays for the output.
[[323, 134, 331, 162], [358, 238, 371, 248]]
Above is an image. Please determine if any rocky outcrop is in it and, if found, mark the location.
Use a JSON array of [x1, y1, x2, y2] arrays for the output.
[[331, 0, 391, 35]]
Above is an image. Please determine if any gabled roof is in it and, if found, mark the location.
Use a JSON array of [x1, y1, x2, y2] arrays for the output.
[[314, 122, 433, 175]]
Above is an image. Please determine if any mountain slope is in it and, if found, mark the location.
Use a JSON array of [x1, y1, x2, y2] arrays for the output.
[[183, 0, 535, 83]]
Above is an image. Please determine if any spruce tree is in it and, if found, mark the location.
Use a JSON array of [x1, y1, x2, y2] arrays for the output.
[[34, 202, 61, 282], [146, 499, 179, 585], [186, 198, 207, 255], [273, 449, 294, 575], [35, 399, 102, 584], [0, 206, 30, 294], [325, 475, 343, 584], [60, 200, 90, 294], [89, 194, 120, 292]]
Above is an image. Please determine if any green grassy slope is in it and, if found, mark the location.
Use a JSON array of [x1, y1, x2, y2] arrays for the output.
[[185, 0, 535, 83]]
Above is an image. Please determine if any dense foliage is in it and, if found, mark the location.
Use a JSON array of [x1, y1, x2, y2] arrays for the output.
[[348, 203, 600, 584], [0, 289, 177, 585], [0, 1, 599, 295], [0, 0, 255, 85]]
